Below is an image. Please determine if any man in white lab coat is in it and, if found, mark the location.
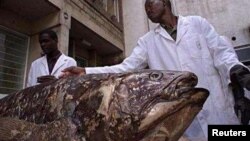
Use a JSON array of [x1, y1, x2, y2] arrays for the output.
[[27, 30, 77, 87], [60, 0, 250, 140]]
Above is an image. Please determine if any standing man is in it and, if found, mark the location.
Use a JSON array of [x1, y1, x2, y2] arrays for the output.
[[27, 29, 77, 87], [60, 0, 250, 140]]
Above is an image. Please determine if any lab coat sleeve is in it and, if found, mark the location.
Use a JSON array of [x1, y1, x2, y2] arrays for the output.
[[86, 38, 148, 74], [26, 63, 35, 87], [199, 17, 245, 85], [68, 58, 77, 67]]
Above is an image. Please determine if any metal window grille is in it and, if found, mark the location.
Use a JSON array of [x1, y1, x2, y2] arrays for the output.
[[0, 27, 28, 95]]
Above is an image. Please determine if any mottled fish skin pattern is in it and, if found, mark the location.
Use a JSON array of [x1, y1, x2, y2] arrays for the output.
[[0, 70, 209, 141]]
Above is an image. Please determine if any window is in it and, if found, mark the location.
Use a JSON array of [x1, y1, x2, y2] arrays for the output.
[[235, 46, 250, 68], [0, 27, 28, 94], [107, 0, 120, 22], [85, 0, 122, 29]]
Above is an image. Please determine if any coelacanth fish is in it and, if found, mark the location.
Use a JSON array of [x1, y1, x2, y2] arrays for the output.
[[0, 70, 209, 141]]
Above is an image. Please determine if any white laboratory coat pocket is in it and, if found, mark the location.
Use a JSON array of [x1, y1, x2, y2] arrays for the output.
[[186, 34, 210, 59]]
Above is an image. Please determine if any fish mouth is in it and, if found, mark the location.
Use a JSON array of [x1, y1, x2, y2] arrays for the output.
[[138, 87, 209, 140]]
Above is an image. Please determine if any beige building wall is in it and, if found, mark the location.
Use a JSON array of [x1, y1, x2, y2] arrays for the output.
[[127, 0, 250, 49], [173, 0, 250, 47], [122, 0, 149, 57], [0, 9, 31, 34]]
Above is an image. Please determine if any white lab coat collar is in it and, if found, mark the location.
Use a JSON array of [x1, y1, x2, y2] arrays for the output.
[[154, 15, 189, 44], [40, 56, 49, 74], [52, 54, 68, 75], [176, 16, 189, 44], [154, 24, 173, 41], [40, 53, 68, 75]]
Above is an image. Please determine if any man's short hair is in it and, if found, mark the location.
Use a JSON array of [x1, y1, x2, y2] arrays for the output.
[[39, 29, 58, 42]]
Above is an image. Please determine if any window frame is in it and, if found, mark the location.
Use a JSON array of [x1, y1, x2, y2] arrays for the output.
[[235, 45, 250, 68], [84, 0, 123, 31]]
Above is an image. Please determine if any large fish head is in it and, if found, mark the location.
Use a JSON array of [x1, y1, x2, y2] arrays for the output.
[[76, 70, 209, 141], [108, 70, 209, 141]]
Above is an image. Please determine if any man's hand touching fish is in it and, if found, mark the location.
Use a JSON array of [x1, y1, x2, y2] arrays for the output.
[[59, 66, 86, 78]]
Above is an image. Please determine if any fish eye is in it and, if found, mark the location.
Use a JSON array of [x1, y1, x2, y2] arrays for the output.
[[149, 72, 163, 80]]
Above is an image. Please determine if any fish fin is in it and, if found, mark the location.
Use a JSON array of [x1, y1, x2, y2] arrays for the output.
[[0, 117, 36, 140], [0, 117, 80, 141]]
